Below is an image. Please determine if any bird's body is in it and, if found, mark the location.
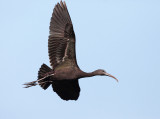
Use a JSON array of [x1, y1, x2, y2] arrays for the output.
[[24, 1, 118, 101], [54, 67, 79, 80]]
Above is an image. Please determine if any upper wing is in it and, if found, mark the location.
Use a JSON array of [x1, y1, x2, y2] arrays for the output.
[[48, 1, 78, 69]]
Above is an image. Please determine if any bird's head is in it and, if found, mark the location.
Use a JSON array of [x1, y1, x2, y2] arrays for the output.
[[94, 69, 118, 82]]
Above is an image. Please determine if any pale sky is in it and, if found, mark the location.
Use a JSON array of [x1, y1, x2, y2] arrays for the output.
[[0, 0, 160, 119]]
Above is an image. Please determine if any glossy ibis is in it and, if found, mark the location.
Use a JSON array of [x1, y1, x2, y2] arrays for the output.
[[24, 1, 118, 101]]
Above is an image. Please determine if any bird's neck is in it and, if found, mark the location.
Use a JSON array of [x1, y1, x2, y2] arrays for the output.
[[79, 71, 97, 78]]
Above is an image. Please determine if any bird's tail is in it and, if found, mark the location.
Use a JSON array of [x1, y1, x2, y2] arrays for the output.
[[24, 64, 53, 89]]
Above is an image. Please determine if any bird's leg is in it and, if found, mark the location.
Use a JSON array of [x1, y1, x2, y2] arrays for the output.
[[23, 80, 53, 88], [23, 74, 54, 88], [23, 81, 38, 88]]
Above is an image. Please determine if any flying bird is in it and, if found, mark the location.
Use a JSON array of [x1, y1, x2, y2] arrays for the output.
[[24, 1, 118, 101]]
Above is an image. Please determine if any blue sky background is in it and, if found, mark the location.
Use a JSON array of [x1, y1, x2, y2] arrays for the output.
[[0, 0, 160, 119]]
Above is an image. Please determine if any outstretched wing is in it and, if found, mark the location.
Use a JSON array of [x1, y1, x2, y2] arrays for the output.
[[52, 80, 80, 101], [48, 1, 78, 69]]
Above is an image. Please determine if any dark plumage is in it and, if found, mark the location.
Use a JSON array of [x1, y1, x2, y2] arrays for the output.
[[24, 1, 118, 101]]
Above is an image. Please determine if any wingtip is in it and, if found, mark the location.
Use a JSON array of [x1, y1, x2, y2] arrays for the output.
[[60, 0, 63, 5]]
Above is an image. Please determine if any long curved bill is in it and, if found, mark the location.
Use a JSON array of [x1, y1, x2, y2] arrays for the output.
[[105, 72, 118, 82]]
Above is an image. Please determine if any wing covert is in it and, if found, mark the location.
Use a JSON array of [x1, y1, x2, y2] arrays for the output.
[[48, 1, 77, 69]]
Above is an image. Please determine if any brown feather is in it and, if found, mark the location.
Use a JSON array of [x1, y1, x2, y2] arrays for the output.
[[24, 1, 118, 101], [52, 80, 80, 100], [38, 64, 52, 90], [48, 1, 78, 69]]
